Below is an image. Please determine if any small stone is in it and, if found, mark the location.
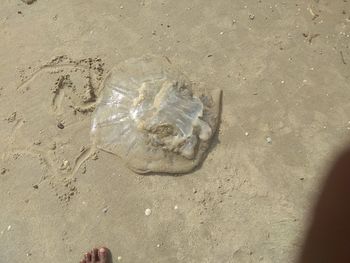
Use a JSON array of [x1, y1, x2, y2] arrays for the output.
[[1, 168, 8, 175], [102, 207, 108, 213], [156, 244, 161, 248], [220, 31, 224, 35], [249, 14, 255, 20], [245, 132, 249, 136], [57, 122, 64, 129], [145, 208, 152, 216], [6, 112, 17, 123], [281, 80, 285, 84], [26, 252, 32, 257], [22, 0, 36, 4], [33, 184, 39, 189], [266, 137, 272, 144], [33, 140, 41, 145], [7, 225, 11, 231], [174, 205, 178, 210], [117, 256, 122, 261], [192, 188, 197, 194], [120, 5, 123, 9]]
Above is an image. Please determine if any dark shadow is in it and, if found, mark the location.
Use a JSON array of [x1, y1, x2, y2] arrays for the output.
[[107, 249, 114, 263], [299, 146, 350, 262]]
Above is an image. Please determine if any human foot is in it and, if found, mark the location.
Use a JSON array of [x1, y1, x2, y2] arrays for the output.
[[80, 247, 109, 263]]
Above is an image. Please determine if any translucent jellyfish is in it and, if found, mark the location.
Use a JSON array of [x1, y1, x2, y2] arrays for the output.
[[91, 56, 221, 174]]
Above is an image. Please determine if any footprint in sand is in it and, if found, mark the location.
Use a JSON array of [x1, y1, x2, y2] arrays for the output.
[[2, 56, 105, 203]]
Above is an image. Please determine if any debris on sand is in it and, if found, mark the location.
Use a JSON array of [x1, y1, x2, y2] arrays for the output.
[[60, 160, 71, 171], [6, 112, 17, 123], [266, 137, 272, 144], [340, 51, 347, 65], [57, 122, 65, 129], [1, 168, 9, 175], [22, 0, 36, 4], [307, 6, 319, 21], [33, 140, 41, 145], [302, 32, 320, 44], [145, 208, 152, 216]]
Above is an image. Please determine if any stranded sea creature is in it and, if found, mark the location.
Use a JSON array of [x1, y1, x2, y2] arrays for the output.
[[91, 56, 221, 174]]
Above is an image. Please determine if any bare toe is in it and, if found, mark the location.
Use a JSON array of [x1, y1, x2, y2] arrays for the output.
[[81, 247, 110, 263], [91, 248, 99, 262], [85, 252, 92, 263], [98, 247, 108, 263]]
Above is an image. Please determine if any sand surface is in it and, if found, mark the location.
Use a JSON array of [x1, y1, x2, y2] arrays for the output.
[[0, 0, 349, 262]]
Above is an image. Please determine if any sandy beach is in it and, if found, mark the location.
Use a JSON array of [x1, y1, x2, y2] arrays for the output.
[[0, 0, 350, 262]]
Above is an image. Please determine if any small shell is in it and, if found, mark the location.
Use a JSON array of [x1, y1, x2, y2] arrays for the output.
[[91, 55, 221, 174], [145, 208, 152, 216]]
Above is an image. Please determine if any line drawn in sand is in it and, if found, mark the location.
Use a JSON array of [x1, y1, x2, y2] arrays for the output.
[[2, 56, 106, 203]]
